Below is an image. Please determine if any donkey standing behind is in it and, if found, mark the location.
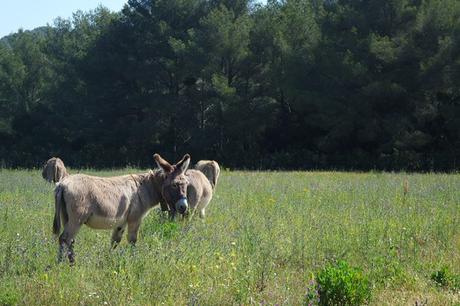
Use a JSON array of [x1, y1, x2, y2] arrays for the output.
[[154, 154, 213, 219], [194, 160, 220, 190], [53, 154, 213, 263], [42, 157, 69, 183]]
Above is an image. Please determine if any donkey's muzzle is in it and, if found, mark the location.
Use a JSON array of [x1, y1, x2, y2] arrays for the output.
[[175, 197, 188, 214]]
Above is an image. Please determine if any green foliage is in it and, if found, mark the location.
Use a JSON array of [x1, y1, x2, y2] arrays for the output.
[[431, 266, 451, 287], [316, 261, 371, 306], [431, 266, 460, 290], [1, 0, 460, 170]]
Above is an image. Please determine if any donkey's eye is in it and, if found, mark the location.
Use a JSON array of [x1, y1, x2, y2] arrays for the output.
[[172, 183, 178, 188]]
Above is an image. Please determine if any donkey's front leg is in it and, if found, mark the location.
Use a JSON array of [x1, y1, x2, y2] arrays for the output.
[[183, 205, 199, 222], [169, 211, 177, 221], [168, 206, 177, 221], [160, 200, 169, 212], [158, 201, 170, 219], [111, 224, 126, 249]]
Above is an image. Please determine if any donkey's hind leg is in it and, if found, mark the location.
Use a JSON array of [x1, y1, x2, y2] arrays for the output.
[[127, 220, 141, 246], [198, 194, 212, 220], [58, 220, 81, 265]]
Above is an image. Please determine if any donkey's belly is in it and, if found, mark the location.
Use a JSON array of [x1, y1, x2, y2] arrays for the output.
[[85, 214, 126, 230]]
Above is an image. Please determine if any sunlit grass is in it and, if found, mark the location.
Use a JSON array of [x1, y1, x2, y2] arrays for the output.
[[0, 169, 459, 305]]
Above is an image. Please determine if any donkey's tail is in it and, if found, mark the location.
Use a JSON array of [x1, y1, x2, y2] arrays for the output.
[[53, 184, 67, 235], [41, 165, 47, 181], [54, 164, 58, 183]]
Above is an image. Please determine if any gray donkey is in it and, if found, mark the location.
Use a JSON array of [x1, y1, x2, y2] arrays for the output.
[[194, 160, 220, 189], [154, 154, 213, 219], [53, 153, 212, 264], [42, 157, 69, 183]]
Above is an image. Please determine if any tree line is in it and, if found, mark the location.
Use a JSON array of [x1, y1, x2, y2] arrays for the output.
[[0, 0, 459, 170]]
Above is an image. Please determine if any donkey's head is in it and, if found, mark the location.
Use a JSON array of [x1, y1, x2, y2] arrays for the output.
[[154, 153, 191, 215]]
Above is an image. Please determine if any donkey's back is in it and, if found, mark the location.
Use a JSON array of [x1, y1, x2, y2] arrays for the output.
[[56, 173, 142, 230], [194, 160, 220, 189]]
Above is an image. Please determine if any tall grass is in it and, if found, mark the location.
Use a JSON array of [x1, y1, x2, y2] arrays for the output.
[[0, 169, 459, 305]]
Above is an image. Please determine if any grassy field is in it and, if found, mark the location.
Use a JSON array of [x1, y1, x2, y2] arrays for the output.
[[0, 169, 459, 305]]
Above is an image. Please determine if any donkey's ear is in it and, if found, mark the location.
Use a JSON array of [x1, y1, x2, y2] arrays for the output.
[[175, 154, 191, 173], [154, 154, 174, 173]]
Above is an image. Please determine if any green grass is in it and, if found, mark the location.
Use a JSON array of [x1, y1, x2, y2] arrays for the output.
[[0, 169, 459, 305]]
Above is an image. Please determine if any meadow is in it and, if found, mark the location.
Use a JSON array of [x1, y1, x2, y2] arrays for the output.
[[0, 169, 459, 305]]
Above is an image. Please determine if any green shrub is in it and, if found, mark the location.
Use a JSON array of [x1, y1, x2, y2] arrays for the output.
[[316, 261, 371, 306], [431, 266, 460, 290], [431, 266, 451, 287]]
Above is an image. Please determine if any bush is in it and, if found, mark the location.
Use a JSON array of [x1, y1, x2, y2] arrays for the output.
[[316, 261, 371, 306], [431, 266, 460, 290]]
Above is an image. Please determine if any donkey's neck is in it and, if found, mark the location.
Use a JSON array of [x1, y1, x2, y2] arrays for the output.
[[150, 169, 166, 198], [134, 170, 165, 208]]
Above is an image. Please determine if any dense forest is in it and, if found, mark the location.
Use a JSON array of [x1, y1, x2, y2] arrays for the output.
[[0, 0, 459, 170]]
